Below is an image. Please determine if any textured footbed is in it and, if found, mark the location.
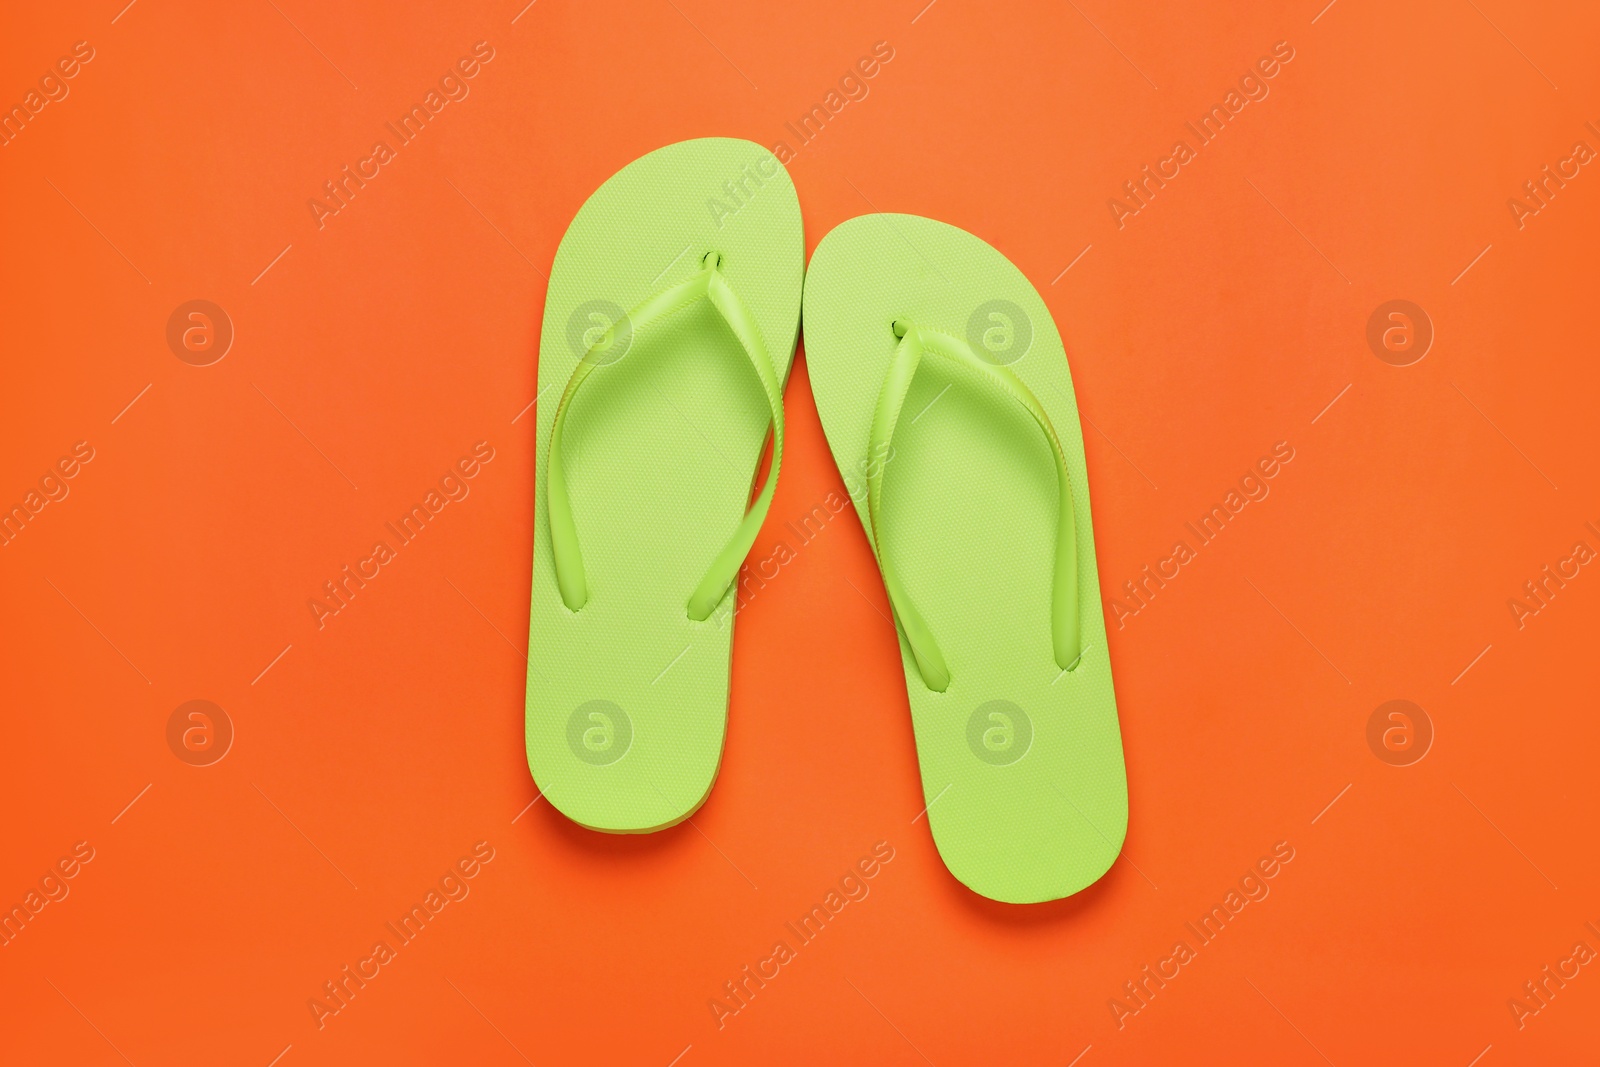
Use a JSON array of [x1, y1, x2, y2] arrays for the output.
[[526, 139, 802, 832], [804, 214, 1127, 902]]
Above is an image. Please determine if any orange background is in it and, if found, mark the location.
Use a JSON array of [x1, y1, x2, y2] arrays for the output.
[[3, 1, 1599, 1063]]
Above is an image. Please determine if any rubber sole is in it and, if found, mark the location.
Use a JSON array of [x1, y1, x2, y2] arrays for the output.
[[804, 213, 1128, 902], [525, 139, 803, 832]]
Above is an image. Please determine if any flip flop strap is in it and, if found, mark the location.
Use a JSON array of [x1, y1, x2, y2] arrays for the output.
[[547, 252, 784, 621], [865, 319, 1079, 692]]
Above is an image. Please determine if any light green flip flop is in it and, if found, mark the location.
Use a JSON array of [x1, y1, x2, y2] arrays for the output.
[[526, 139, 802, 832], [804, 214, 1128, 902]]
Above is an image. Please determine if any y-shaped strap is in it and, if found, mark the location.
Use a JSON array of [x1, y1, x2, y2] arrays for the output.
[[547, 252, 784, 621], [866, 319, 1079, 692]]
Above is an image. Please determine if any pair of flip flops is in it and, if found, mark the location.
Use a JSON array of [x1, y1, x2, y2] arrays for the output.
[[524, 138, 1127, 904]]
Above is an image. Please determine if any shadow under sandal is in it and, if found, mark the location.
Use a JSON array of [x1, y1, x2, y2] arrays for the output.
[[804, 213, 1128, 902], [525, 138, 803, 833]]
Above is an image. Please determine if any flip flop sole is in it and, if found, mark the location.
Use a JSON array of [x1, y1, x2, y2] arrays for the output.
[[804, 214, 1127, 902], [526, 139, 803, 832]]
